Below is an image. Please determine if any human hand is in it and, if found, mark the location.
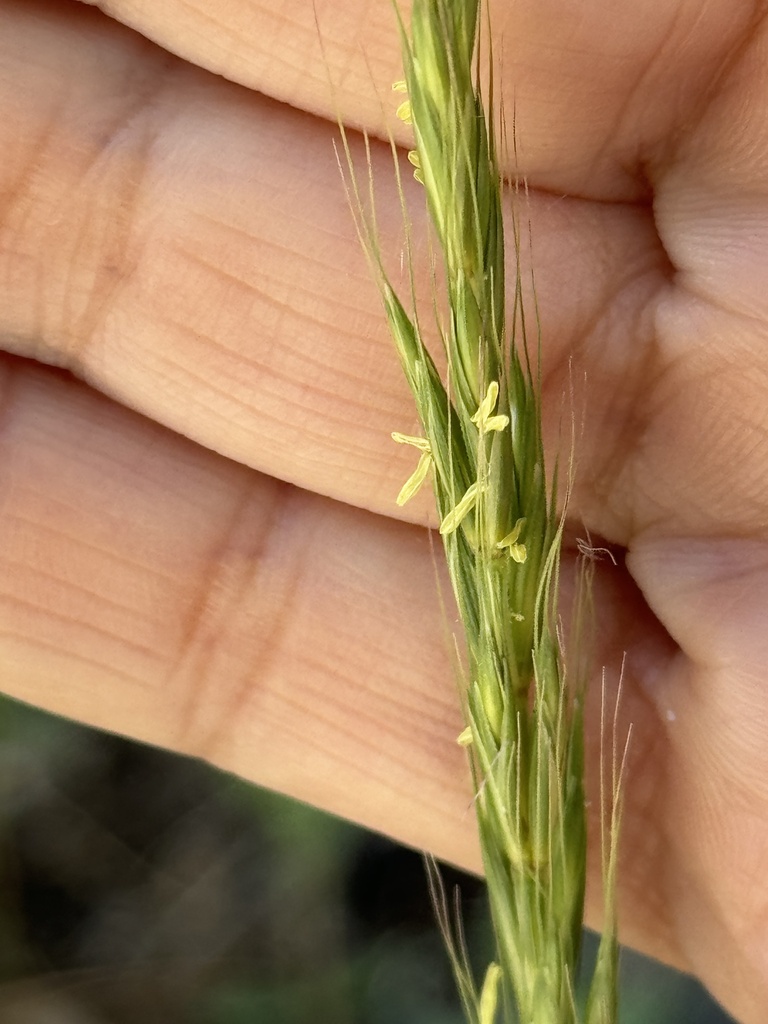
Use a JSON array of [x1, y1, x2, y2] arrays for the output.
[[2, 1, 768, 1020]]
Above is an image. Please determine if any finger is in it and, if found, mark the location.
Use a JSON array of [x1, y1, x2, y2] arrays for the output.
[[9, 4, 768, 550], [3, 0, 674, 545], [78, 0, 755, 200], [0, 355, 683, 971], [11, 0, 768, 554], [30, 0, 766, 552], [1, 0, 415, 511], [626, 12, 768, 549], [630, 536, 768, 1023], [0, 353, 473, 863]]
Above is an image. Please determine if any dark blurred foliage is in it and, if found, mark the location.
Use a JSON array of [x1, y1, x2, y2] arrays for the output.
[[0, 695, 734, 1024]]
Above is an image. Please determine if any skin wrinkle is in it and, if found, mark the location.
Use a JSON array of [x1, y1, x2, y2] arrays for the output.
[[650, 10, 768, 271], [131, 332, 268, 414], [148, 270, 397, 443], [184, 0, 306, 93], [258, 517, 471, 776], [0, 555, 163, 672], [175, 239, 315, 315], [319, 634, 453, 744], [61, 55, 165, 339], [672, 262, 768, 325], [261, 685, 466, 827], [65, 113, 155, 367], [642, 347, 768, 536], [14, 35, 174, 371], [173, 245, 376, 391], [120, 123, 405, 452], [88, 438, 231, 511], [4, 420, 194, 586], [6, 500, 178, 599], [570, 305, 665, 541], [644, 363, 767, 540], [0, 361, 23, 449], [2, 515, 169, 673], [3, 561, 161, 655], [163, 249, 300, 353], [520, 197, 663, 372], [324, 0, 383, 100], [3, 509, 168, 614], [517, 198, 674, 540], [487, 2, 733, 195], [607, 1, 740, 193], [19, 435, 194, 536], [670, 752, 768, 994], [577, 39, 668, 201], [607, 17, 768, 546], [150, 316, 391, 464], [170, 475, 301, 758], [5, 585, 162, 666], [222, 540, 475, 834], [311, 0, 402, 132], [0, 626, 152, 690], [0, 103, 61, 280], [270, 670, 466, 813], [288, 647, 456, 772]]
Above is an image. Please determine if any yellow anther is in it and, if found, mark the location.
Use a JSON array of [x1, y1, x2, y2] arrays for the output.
[[406, 149, 424, 185], [439, 482, 480, 536], [471, 381, 509, 434], [393, 82, 412, 123], [479, 963, 503, 1024], [396, 99, 413, 124], [497, 517, 527, 563], [457, 726, 473, 747], [392, 432, 433, 505], [391, 431, 431, 453], [396, 451, 433, 506]]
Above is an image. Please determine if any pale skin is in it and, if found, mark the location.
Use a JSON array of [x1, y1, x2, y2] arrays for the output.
[[2, 0, 768, 1018]]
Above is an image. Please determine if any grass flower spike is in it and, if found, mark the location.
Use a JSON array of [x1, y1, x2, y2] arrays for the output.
[[340, 1, 622, 1021]]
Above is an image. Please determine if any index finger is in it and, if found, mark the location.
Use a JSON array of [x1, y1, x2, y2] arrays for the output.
[[2, 0, 660, 537]]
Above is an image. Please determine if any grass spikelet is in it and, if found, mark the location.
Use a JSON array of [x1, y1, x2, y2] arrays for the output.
[[338, 0, 622, 1021]]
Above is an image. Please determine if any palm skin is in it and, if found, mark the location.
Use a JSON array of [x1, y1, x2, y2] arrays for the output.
[[2, 1, 768, 1019]]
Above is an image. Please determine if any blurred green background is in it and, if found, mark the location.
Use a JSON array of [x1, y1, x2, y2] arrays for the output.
[[0, 693, 733, 1024]]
